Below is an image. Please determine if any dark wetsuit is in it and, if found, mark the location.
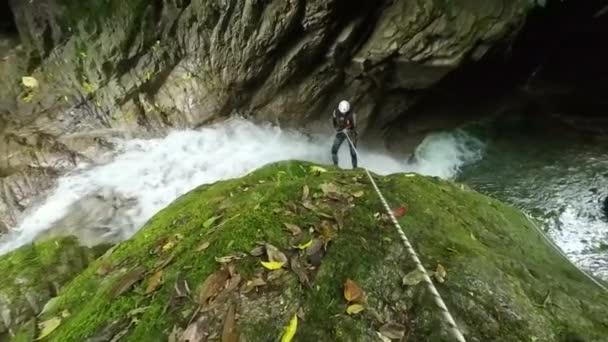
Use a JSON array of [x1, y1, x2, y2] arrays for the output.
[[331, 109, 357, 168]]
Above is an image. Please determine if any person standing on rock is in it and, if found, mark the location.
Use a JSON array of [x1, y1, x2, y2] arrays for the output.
[[331, 100, 358, 169]]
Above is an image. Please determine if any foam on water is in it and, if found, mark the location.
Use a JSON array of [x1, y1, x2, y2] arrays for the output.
[[0, 118, 484, 255]]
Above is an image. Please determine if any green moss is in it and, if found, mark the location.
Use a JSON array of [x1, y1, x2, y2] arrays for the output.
[[23, 161, 608, 342]]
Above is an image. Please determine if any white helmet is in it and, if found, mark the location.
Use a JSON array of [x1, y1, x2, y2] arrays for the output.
[[338, 100, 350, 114]]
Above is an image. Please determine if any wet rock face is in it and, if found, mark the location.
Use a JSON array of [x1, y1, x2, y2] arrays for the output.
[[0, 237, 109, 338], [0, 0, 531, 233]]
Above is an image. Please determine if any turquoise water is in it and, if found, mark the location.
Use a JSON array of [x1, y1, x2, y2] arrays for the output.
[[456, 117, 608, 279]]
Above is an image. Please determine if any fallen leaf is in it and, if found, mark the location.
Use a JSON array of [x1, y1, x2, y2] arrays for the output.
[[110, 267, 147, 298], [97, 262, 114, 276], [379, 323, 406, 340], [145, 270, 164, 294], [318, 211, 334, 219], [280, 313, 298, 342], [344, 279, 363, 303], [249, 245, 265, 257], [203, 215, 221, 228], [402, 269, 425, 286], [36, 317, 61, 340], [162, 240, 176, 252], [302, 185, 310, 202], [221, 303, 239, 342], [309, 165, 327, 175], [318, 221, 337, 242], [61, 309, 70, 318], [196, 241, 211, 252], [352, 190, 364, 198], [198, 269, 230, 305], [346, 304, 365, 315], [392, 206, 407, 218], [265, 244, 288, 263], [301, 202, 317, 211], [154, 253, 176, 271], [283, 223, 302, 236], [289, 257, 311, 288], [241, 276, 267, 294], [305, 239, 324, 256], [180, 316, 208, 342], [22, 76, 39, 89], [168, 325, 184, 342], [261, 261, 285, 270], [215, 253, 246, 264], [320, 182, 339, 195], [470, 232, 477, 241], [434, 264, 447, 283], [267, 269, 286, 282], [295, 240, 312, 250], [376, 332, 392, 342]]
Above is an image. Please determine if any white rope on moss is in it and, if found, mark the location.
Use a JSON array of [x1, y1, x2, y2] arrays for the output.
[[340, 131, 467, 342]]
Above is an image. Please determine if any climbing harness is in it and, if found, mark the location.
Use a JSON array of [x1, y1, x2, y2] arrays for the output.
[[520, 210, 608, 293], [341, 130, 467, 342]]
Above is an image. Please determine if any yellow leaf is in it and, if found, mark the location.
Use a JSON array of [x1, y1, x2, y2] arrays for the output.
[[296, 240, 312, 250], [36, 317, 61, 340], [346, 304, 364, 315], [309, 165, 327, 175], [352, 190, 364, 198], [162, 240, 176, 252], [280, 314, 298, 342], [145, 270, 164, 294], [261, 261, 285, 270], [22, 76, 39, 89]]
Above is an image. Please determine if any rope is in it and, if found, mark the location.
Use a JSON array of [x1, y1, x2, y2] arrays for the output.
[[339, 130, 467, 342]]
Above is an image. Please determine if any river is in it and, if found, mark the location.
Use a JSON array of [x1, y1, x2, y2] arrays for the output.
[[1, 115, 606, 283]]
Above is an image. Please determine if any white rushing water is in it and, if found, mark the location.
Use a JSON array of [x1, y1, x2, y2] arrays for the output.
[[0, 117, 484, 255]]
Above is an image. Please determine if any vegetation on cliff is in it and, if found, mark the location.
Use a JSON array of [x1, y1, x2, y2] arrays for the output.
[[2, 161, 607, 341]]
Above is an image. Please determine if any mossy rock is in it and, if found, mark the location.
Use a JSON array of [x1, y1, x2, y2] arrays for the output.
[[13, 161, 608, 341], [0, 236, 110, 340]]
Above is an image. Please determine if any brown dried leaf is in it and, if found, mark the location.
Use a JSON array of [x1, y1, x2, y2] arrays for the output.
[[267, 269, 285, 282], [221, 303, 239, 342], [320, 182, 339, 195], [168, 325, 184, 342], [265, 244, 288, 263], [97, 262, 114, 276], [240, 276, 267, 294], [249, 245, 265, 257], [224, 274, 242, 293], [318, 221, 337, 242], [305, 239, 324, 256], [402, 269, 425, 286], [434, 264, 447, 283], [290, 256, 311, 288], [179, 316, 208, 342], [352, 190, 364, 198], [301, 202, 317, 211], [215, 253, 246, 264], [154, 253, 176, 271], [110, 267, 146, 298], [343, 279, 363, 303], [145, 270, 164, 294], [302, 185, 310, 202], [283, 223, 302, 236], [195, 241, 211, 252], [198, 269, 230, 305], [379, 323, 406, 340]]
